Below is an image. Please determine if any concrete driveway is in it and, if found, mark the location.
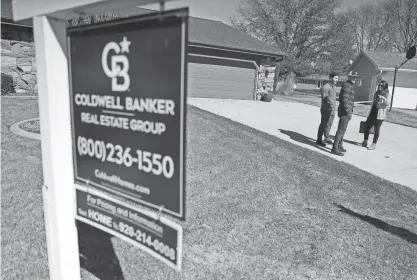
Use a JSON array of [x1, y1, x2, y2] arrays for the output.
[[188, 98, 417, 192]]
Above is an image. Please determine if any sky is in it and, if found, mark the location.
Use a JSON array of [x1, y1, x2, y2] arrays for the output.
[[143, 0, 378, 24]]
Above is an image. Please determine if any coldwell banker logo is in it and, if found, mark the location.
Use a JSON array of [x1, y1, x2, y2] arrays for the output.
[[101, 36, 131, 92]]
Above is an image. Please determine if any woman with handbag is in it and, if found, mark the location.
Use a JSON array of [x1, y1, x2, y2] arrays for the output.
[[362, 80, 390, 150]]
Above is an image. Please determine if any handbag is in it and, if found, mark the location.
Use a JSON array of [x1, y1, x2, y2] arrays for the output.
[[359, 121, 374, 134]]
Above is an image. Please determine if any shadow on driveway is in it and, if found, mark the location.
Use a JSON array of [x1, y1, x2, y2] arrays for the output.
[[278, 129, 363, 152], [335, 204, 417, 245], [278, 129, 330, 152], [329, 135, 362, 147]]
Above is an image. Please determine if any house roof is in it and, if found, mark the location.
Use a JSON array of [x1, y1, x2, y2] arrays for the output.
[[69, 7, 285, 57], [187, 16, 285, 57], [362, 51, 417, 71], [2, 3, 285, 58], [1, 0, 32, 26]]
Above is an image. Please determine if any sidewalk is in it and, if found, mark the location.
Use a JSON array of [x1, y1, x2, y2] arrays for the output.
[[188, 98, 417, 192]]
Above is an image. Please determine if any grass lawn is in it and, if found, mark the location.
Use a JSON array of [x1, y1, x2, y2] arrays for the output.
[[2, 97, 417, 280], [273, 90, 417, 129]]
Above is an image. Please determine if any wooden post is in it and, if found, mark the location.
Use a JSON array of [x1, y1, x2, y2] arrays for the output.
[[33, 16, 81, 280]]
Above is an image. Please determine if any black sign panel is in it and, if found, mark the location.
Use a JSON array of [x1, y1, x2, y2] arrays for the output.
[[76, 187, 183, 270], [68, 9, 188, 220]]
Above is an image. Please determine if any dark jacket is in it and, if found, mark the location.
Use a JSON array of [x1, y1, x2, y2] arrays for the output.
[[338, 81, 355, 117], [320, 83, 337, 111]]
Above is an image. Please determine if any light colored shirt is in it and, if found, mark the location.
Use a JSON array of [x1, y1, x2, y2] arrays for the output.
[[320, 82, 337, 111]]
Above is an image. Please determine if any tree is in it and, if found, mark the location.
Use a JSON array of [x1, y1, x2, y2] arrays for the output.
[[231, 0, 352, 90], [382, 0, 417, 52], [347, 0, 417, 53], [347, 3, 394, 53]]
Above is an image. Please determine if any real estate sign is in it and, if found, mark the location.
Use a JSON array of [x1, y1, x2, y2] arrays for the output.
[[76, 186, 183, 271], [68, 9, 188, 220]]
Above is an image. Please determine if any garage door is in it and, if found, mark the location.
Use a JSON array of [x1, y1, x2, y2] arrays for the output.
[[188, 55, 256, 100]]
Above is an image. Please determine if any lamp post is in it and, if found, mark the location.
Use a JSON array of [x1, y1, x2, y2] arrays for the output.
[[390, 45, 416, 111]]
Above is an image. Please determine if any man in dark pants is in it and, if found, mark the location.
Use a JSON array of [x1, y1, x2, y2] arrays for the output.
[[317, 72, 339, 146], [332, 71, 358, 156]]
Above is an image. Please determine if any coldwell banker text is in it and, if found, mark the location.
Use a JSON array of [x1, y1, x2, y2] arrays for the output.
[[75, 93, 176, 135]]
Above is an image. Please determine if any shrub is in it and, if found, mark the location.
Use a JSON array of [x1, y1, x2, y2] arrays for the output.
[[1, 73, 15, 95], [275, 72, 296, 96]]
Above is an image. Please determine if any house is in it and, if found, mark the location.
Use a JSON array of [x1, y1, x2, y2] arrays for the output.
[[350, 50, 417, 110], [1, 1, 286, 100], [297, 74, 347, 91]]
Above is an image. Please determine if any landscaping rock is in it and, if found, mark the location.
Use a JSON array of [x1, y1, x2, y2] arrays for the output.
[[19, 41, 34, 47], [1, 40, 37, 96], [10, 71, 21, 79], [20, 65, 32, 73], [22, 46, 32, 52], [11, 43, 22, 55], [17, 57, 32, 64], [32, 57, 37, 72], [16, 79, 30, 90], [22, 74, 36, 84], [1, 55, 17, 66], [1, 65, 13, 74], [1, 40, 12, 50], [21, 50, 36, 56], [1, 48, 14, 56]]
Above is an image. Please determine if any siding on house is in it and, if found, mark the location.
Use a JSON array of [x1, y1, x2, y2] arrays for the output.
[[380, 71, 417, 89], [351, 53, 379, 102], [1, 0, 13, 20], [388, 87, 417, 109], [187, 48, 258, 99], [188, 55, 256, 99], [382, 71, 417, 109]]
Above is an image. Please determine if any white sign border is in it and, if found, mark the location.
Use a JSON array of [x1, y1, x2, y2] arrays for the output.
[[75, 183, 183, 272]]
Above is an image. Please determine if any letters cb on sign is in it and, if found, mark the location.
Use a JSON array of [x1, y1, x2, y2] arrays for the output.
[[67, 9, 188, 220]]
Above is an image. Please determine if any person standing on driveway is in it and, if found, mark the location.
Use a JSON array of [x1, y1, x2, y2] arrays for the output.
[[316, 72, 339, 147], [362, 80, 390, 150], [331, 71, 358, 156]]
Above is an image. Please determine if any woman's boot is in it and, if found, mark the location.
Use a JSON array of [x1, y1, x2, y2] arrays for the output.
[[368, 143, 376, 150]]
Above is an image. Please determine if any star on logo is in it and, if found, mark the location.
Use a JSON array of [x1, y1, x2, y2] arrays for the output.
[[119, 36, 131, 53]]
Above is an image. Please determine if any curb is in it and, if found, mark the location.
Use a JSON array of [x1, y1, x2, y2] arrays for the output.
[[10, 118, 41, 141]]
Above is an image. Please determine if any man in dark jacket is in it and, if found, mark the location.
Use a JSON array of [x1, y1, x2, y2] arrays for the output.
[[316, 72, 339, 146], [331, 71, 358, 156]]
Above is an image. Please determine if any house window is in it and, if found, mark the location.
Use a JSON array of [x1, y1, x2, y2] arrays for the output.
[[1, 23, 34, 42]]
